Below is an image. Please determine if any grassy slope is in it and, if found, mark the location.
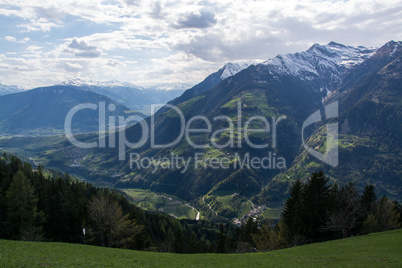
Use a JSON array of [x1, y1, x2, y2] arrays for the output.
[[1, 229, 401, 267], [123, 189, 198, 219]]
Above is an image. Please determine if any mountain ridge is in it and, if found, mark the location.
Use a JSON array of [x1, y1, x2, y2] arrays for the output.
[[257, 40, 402, 204], [0, 86, 145, 136], [0, 83, 26, 96], [167, 62, 250, 107], [0, 41, 400, 221]]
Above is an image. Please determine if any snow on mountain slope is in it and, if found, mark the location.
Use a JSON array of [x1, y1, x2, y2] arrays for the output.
[[385, 40, 402, 57], [220, 62, 250, 80], [147, 83, 193, 91], [56, 79, 187, 114], [0, 83, 26, 96], [262, 42, 377, 93], [60, 79, 192, 92], [60, 78, 144, 90]]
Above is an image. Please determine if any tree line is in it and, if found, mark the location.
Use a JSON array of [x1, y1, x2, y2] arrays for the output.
[[0, 153, 220, 252], [216, 171, 401, 253], [1, 155, 400, 253]]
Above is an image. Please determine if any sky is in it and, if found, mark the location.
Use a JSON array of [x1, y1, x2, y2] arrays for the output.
[[0, 0, 401, 89]]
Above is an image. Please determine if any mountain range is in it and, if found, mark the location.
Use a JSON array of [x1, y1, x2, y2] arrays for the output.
[[257, 40, 402, 204], [0, 80, 190, 116], [0, 41, 400, 221], [0, 63, 250, 137], [0, 83, 25, 96], [167, 62, 249, 107], [0, 86, 144, 136], [58, 79, 190, 115]]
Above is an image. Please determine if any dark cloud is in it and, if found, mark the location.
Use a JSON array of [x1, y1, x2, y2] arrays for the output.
[[123, 0, 140, 6], [106, 59, 122, 66], [60, 61, 84, 73], [64, 38, 101, 58], [173, 10, 217, 29], [73, 51, 102, 58], [34, 6, 65, 21], [68, 38, 97, 51], [173, 29, 290, 62], [172, 9, 402, 63], [150, 2, 164, 19]]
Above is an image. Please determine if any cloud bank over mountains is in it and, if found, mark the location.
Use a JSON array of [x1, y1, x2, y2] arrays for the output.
[[0, 0, 401, 88]]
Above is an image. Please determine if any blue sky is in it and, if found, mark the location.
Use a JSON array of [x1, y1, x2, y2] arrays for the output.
[[0, 0, 401, 88]]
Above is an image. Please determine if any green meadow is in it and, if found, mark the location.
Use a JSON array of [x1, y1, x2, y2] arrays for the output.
[[1, 229, 401, 267], [123, 189, 198, 219]]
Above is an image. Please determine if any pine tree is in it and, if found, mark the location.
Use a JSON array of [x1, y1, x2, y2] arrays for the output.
[[188, 231, 199, 253], [174, 228, 185, 253], [374, 196, 400, 231], [282, 179, 303, 243], [360, 185, 377, 215], [324, 182, 359, 238], [4, 171, 43, 240], [300, 171, 332, 241], [217, 222, 227, 253], [243, 217, 258, 246], [163, 228, 176, 252]]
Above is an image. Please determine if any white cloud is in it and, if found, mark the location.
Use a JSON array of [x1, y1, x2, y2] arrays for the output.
[[0, 0, 401, 88], [4, 36, 16, 42], [26, 45, 42, 51], [20, 37, 31, 43], [62, 61, 84, 72], [4, 36, 31, 44]]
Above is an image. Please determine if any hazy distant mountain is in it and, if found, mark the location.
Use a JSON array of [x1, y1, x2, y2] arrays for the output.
[[0, 85, 145, 136], [0, 83, 25, 96], [58, 79, 189, 115]]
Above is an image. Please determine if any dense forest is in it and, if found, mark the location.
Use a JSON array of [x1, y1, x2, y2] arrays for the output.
[[0, 154, 400, 253], [247, 171, 401, 252], [0, 153, 220, 252]]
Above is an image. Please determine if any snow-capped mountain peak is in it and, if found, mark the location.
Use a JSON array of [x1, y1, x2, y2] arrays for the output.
[[261, 42, 377, 95], [0, 83, 26, 96], [381, 40, 402, 56], [148, 83, 193, 91], [59, 78, 141, 89], [264, 42, 376, 76], [220, 62, 250, 80]]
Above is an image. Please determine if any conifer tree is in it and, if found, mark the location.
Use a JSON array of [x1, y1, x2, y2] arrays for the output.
[[174, 228, 185, 253], [164, 228, 176, 252], [374, 196, 400, 231], [300, 171, 332, 241], [244, 217, 258, 246], [217, 222, 227, 253], [282, 179, 303, 242], [325, 182, 359, 238], [4, 171, 43, 240], [360, 185, 377, 215]]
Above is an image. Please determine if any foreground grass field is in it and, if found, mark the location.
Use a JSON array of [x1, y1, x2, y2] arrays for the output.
[[1, 229, 401, 267]]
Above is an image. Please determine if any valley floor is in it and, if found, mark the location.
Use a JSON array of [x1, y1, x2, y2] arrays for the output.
[[1, 229, 401, 267]]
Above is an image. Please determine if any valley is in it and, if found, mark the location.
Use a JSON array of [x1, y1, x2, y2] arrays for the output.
[[123, 188, 199, 220], [1, 0, 401, 263], [0, 41, 401, 223]]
